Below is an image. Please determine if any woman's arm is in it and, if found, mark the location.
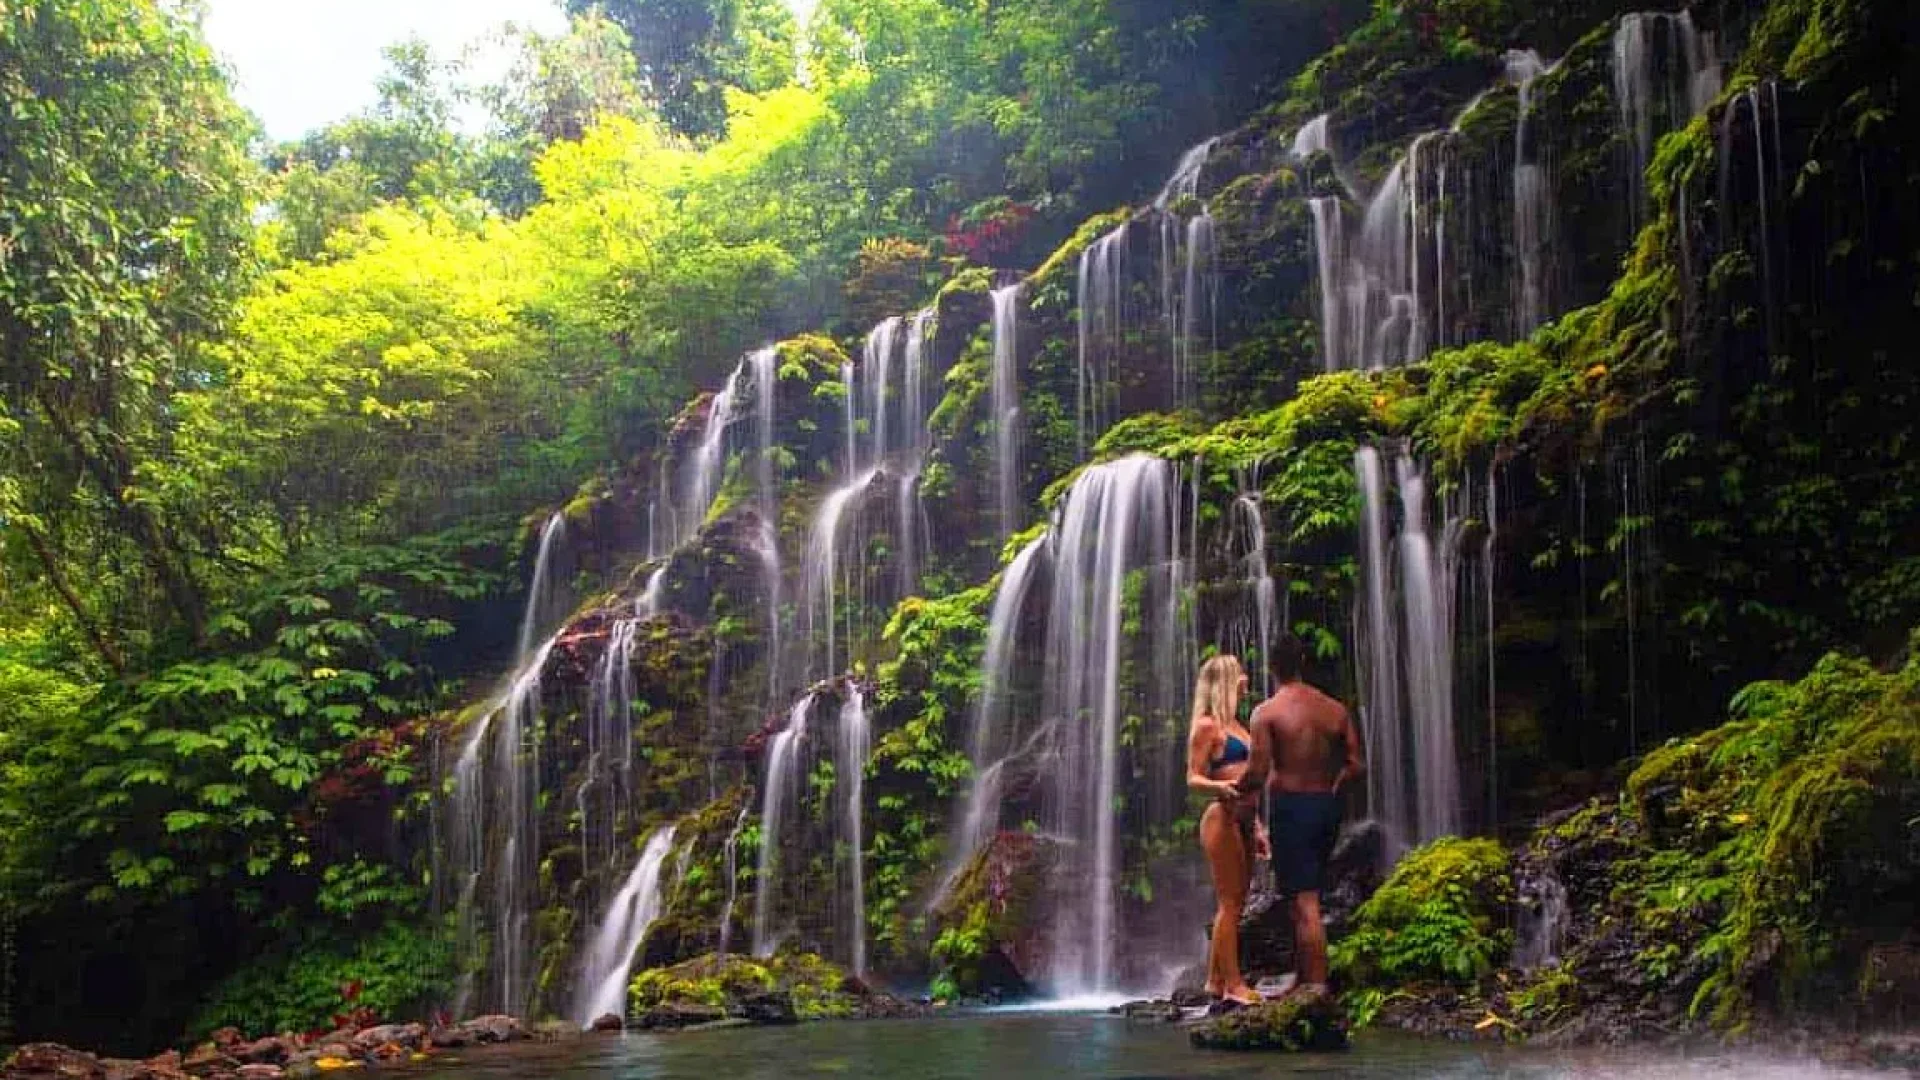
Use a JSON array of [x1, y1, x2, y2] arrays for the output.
[[1185, 717, 1237, 799]]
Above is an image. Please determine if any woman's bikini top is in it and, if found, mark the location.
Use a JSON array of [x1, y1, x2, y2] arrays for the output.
[[1211, 731, 1251, 771]]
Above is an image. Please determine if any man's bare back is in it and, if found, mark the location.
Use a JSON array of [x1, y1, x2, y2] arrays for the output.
[[1249, 682, 1361, 795]]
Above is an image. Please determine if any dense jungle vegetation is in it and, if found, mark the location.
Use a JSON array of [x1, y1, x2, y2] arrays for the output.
[[2, 0, 1917, 1060]]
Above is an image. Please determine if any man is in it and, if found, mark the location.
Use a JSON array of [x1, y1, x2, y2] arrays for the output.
[[1235, 633, 1364, 996]]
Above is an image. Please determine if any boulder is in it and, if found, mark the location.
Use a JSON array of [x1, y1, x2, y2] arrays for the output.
[[141, 1051, 188, 1080], [456, 1015, 524, 1045], [232, 1040, 288, 1067], [235, 1068, 284, 1080], [734, 991, 797, 1026], [1114, 999, 1182, 1023], [178, 1045, 239, 1078], [589, 1013, 624, 1033], [1188, 994, 1349, 1053], [206, 1032, 242, 1054], [1238, 890, 1296, 979], [348, 1024, 422, 1054], [4, 1044, 104, 1079]]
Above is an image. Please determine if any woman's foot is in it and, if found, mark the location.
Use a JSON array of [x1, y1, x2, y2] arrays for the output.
[[1222, 985, 1261, 1007]]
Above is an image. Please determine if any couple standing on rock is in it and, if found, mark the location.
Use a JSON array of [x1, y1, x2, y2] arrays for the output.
[[1186, 635, 1364, 1010]]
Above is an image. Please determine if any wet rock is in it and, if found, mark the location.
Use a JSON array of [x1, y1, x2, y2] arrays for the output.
[[1169, 987, 1211, 1009], [1238, 889, 1296, 979], [3, 1043, 104, 1079], [1189, 994, 1350, 1052], [589, 1013, 624, 1032], [458, 1015, 525, 1045], [529, 1020, 581, 1042], [141, 1050, 188, 1080], [99, 1061, 148, 1080], [1115, 999, 1182, 1023], [235, 1067, 283, 1080], [232, 1039, 288, 1067], [735, 991, 798, 1026], [634, 1002, 730, 1030], [349, 1024, 422, 1054], [179, 1044, 240, 1077]]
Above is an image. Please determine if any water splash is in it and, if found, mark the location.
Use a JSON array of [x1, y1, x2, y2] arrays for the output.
[[572, 824, 679, 1027]]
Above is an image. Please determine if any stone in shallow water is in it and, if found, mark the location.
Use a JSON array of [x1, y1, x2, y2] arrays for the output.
[[1188, 995, 1350, 1053]]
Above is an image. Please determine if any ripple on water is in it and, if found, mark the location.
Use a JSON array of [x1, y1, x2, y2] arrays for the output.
[[407, 1015, 1895, 1080]]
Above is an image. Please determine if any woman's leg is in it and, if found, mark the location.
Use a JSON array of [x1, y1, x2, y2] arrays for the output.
[[1200, 802, 1256, 1002]]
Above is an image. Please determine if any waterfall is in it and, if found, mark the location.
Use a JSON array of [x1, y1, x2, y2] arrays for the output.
[[838, 686, 870, 976], [862, 317, 901, 469], [1401, 457, 1462, 841], [929, 533, 1050, 908], [1231, 492, 1278, 695], [1353, 447, 1465, 855], [1174, 209, 1216, 407], [1307, 197, 1346, 372], [1612, 10, 1722, 224], [572, 824, 679, 1027], [748, 346, 782, 697], [579, 617, 639, 882], [752, 693, 815, 957], [1513, 864, 1569, 971], [683, 364, 746, 544], [894, 310, 935, 597], [1509, 49, 1555, 336], [716, 802, 751, 956], [991, 286, 1022, 541], [1075, 224, 1129, 457], [1719, 83, 1782, 350], [1154, 137, 1217, 209], [1038, 454, 1182, 995], [1354, 447, 1407, 850], [444, 512, 569, 1018], [801, 469, 879, 681]]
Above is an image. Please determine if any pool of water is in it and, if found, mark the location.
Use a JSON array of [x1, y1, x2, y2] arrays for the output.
[[408, 1012, 1883, 1079]]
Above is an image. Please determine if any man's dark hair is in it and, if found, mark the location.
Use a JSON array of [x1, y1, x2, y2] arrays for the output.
[[1270, 633, 1308, 683]]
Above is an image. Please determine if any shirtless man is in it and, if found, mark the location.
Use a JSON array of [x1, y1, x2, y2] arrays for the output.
[[1234, 633, 1364, 995]]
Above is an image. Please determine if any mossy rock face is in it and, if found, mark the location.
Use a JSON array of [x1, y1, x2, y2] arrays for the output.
[[1189, 994, 1350, 1052], [1331, 837, 1513, 990], [627, 952, 882, 1023], [928, 832, 1062, 999]]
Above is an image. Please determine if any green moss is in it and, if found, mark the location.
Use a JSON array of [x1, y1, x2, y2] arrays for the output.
[[627, 951, 858, 1021], [1189, 992, 1350, 1052], [1331, 837, 1512, 990]]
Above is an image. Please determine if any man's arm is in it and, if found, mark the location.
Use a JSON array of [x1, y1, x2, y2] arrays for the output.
[[1334, 705, 1365, 794], [1234, 708, 1273, 795]]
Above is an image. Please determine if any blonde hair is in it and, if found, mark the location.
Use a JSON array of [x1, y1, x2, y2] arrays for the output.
[[1190, 654, 1245, 730]]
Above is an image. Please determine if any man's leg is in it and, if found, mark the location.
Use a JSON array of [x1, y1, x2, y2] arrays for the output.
[[1291, 889, 1327, 987]]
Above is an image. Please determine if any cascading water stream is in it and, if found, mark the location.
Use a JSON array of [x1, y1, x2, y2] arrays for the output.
[[572, 824, 679, 1027], [1353, 447, 1464, 856], [578, 618, 639, 883], [445, 513, 569, 1018], [929, 533, 1049, 908], [1075, 224, 1129, 457], [748, 346, 783, 701], [894, 310, 935, 597], [1612, 10, 1722, 224], [802, 469, 879, 682], [1231, 491, 1278, 694], [991, 285, 1022, 541], [1509, 49, 1555, 336], [838, 686, 870, 977], [716, 802, 751, 956], [752, 693, 815, 957], [1038, 454, 1182, 995]]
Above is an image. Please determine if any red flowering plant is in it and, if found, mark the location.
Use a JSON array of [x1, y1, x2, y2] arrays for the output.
[[943, 197, 1036, 267]]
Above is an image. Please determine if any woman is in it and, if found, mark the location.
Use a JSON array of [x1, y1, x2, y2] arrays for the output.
[[1186, 654, 1268, 1007]]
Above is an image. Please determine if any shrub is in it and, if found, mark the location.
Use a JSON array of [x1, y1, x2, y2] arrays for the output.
[[191, 921, 454, 1038], [1332, 837, 1512, 987]]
